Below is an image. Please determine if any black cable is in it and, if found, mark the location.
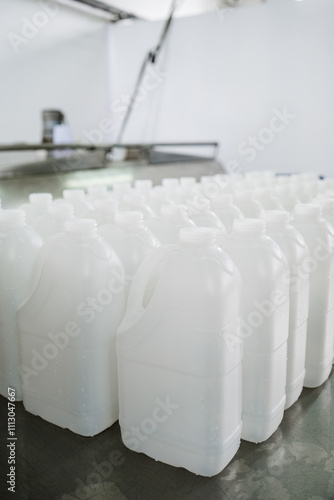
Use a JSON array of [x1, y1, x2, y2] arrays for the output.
[[116, 0, 178, 143]]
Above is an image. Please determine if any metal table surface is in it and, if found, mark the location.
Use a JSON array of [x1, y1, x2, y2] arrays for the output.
[[0, 157, 223, 208], [0, 370, 333, 500]]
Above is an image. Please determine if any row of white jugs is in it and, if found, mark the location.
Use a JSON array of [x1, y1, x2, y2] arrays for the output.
[[1, 170, 334, 477]]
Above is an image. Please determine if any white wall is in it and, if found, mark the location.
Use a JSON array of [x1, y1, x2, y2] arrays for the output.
[[110, 0, 334, 176], [0, 0, 112, 149]]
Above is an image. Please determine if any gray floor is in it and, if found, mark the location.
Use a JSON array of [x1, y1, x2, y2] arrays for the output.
[[0, 369, 333, 500]]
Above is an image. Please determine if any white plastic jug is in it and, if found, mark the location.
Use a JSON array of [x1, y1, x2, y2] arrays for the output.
[[98, 211, 160, 295], [211, 195, 244, 233], [20, 193, 53, 225], [291, 204, 334, 386], [146, 204, 195, 244], [134, 179, 153, 200], [254, 187, 284, 210], [162, 177, 179, 201], [86, 184, 109, 201], [261, 210, 310, 409], [0, 210, 42, 401], [148, 186, 173, 215], [120, 193, 156, 220], [93, 199, 118, 226], [17, 219, 126, 436], [187, 198, 223, 230], [63, 189, 94, 218], [111, 182, 132, 202], [273, 186, 299, 212], [233, 190, 264, 218], [32, 203, 74, 240], [217, 218, 290, 443], [117, 227, 242, 477]]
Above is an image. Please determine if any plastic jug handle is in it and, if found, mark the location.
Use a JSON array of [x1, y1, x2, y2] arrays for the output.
[[118, 245, 172, 333]]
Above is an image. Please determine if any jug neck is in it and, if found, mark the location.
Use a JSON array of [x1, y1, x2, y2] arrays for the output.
[[0, 209, 26, 227], [29, 192, 52, 207], [232, 218, 266, 238], [293, 203, 322, 223], [179, 227, 215, 250], [65, 219, 97, 238], [63, 189, 85, 203], [260, 210, 290, 230], [115, 211, 143, 230]]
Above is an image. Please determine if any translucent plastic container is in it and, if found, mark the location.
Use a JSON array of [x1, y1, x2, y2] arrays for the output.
[[148, 186, 173, 215], [86, 184, 109, 201], [187, 198, 223, 230], [162, 177, 179, 201], [32, 203, 74, 240], [93, 199, 118, 226], [146, 204, 195, 244], [17, 219, 126, 436], [111, 182, 132, 202], [255, 187, 284, 210], [20, 193, 53, 225], [134, 179, 153, 200], [291, 204, 334, 386], [211, 195, 244, 233], [261, 210, 310, 409], [117, 227, 242, 476], [233, 190, 264, 218], [63, 189, 94, 218], [0, 210, 42, 401], [120, 193, 155, 220], [217, 218, 290, 443], [274, 186, 300, 212], [98, 211, 160, 295]]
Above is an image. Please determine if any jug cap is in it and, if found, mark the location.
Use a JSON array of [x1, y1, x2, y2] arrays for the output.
[[115, 211, 143, 228], [48, 203, 74, 219], [0, 209, 25, 226], [261, 210, 290, 224], [200, 175, 214, 184], [87, 185, 108, 198], [122, 193, 145, 206], [233, 218, 265, 233], [150, 186, 169, 201], [134, 179, 152, 192], [162, 178, 179, 189], [179, 227, 215, 245], [65, 218, 96, 236], [190, 198, 210, 210], [294, 203, 321, 217], [161, 204, 182, 217], [29, 193, 52, 205], [94, 198, 118, 214], [211, 194, 233, 207], [112, 182, 131, 194], [63, 189, 85, 202], [313, 198, 334, 209], [234, 190, 254, 201], [180, 177, 196, 187]]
